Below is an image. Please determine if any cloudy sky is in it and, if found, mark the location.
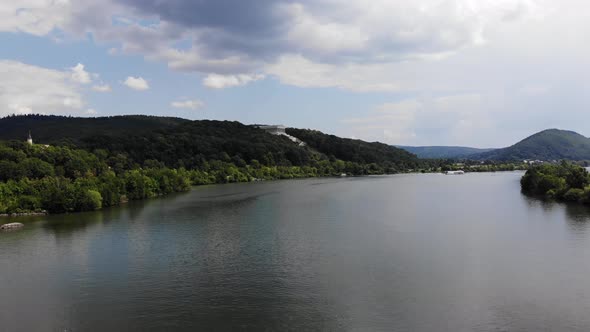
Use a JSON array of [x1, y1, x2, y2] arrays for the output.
[[1, 0, 588, 147]]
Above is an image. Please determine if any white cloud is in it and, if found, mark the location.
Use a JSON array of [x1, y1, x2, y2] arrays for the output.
[[170, 99, 204, 110], [342, 100, 421, 143], [265, 54, 403, 92], [520, 84, 550, 96], [62, 97, 83, 108], [4, 0, 590, 148], [86, 108, 97, 115], [123, 76, 149, 90], [0, 0, 543, 90], [284, 3, 367, 56], [0, 60, 86, 117], [0, 0, 71, 36], [92, 84, 112, 92], [203, 73, 264, 89], [341, 94, 492, 145], [70, 63, 92, 84]]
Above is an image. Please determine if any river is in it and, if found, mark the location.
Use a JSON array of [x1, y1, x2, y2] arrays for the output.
[[2, 172, 590, 331]]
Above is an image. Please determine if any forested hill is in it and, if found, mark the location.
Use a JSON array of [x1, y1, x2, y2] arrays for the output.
[[0, 114, 189, 143], [475, 129, 590, 161], [0, 115, 421, 171], [1, 115, 429, 214], [397, 146, 496, 159], [286, 128, 419, 167]]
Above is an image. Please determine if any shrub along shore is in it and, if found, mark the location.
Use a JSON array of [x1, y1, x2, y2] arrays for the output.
[[521, 162, 590, 203], [0, 140, 425, 215]]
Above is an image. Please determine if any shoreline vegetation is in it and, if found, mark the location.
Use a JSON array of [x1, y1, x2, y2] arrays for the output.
[[0, 115, 529, 217], [0, 139, 417, 216], [0, 140, 528, 217], [521, 162, 590, 203]]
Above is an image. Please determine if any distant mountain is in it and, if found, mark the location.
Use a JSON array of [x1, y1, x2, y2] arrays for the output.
[[476, 129, 590, 161], [397, 146, 496, 159]]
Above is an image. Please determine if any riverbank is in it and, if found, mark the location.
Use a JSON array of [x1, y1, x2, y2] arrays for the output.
[[0, 135, 530, 216], [2, 167, 530, 218], [521, 163, 590, 204], [0, 211, 47, 218]]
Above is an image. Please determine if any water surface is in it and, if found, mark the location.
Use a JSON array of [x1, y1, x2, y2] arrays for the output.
[[2, 172, 590, 331]]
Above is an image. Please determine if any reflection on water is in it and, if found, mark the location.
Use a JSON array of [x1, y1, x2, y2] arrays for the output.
[[564, 203, 590, 237], [564, 203, 590, 222], [42, 210, 106, 236], [522, 192, 590, 235], [3, 172, 590, 331]]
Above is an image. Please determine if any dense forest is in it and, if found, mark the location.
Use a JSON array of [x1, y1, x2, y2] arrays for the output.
[[0, 115, 536, 215], [0, 114, 189, 144], [0, 115, 444, 215], [0, 141, 191, 214], [521, 162, 590, 203], [0, 115, 423, 169], [0, 139, 425, 215], [286, 128, 419, 170]]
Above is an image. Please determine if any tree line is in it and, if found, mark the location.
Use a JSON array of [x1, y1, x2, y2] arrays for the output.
[[0, 115, 529, 215], [521, 162, 590, 203], [0, 139, 425, 214]]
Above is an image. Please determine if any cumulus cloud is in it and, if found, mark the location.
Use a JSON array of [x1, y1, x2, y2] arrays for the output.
[[0, 0, 543, 90], [342, 100, 422, 142], [341, 94, 492, 145], [0, 60, 86, 117], [70, 63, 92, 84], [123, 76, 149, 90], [114, 0, 540, 64], [92, 84, 112, 92], [203, 73, 264, 89], [265, 54, 403, 92], [0, 0, 71, 36], [6, 0, 590, 147], [170, 99, 204, 110]]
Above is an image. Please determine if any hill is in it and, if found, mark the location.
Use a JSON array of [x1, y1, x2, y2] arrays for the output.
[[0, 115, 422, 171], [0, 115, 429, 214], [396, 146, 496, 159], [287, 128, 419, 169], [0, 114, 189, 144], [476, 129, 590, 161]]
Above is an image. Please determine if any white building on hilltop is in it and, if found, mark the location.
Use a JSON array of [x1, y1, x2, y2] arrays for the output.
[[258, 125, 287, 135], [256, 125, 306, 146], [25, 131, 49, 148]]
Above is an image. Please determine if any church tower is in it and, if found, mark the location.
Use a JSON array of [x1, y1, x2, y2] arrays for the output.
[[27, 131, 33, 145]]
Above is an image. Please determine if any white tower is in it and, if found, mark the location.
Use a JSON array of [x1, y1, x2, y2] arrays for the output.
[[27, 131, 33, 145]]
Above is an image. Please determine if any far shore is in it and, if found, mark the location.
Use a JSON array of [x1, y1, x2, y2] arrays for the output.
[[0, 169, 528, 220]]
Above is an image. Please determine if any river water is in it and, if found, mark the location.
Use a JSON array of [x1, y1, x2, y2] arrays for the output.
[[2, 172, 590, 331]]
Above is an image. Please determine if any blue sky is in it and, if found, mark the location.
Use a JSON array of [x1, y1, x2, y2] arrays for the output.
[[0, 0, 588, 148]]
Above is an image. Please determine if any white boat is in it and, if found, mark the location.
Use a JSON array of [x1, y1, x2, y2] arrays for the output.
[[445, 170, 465, 175]]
